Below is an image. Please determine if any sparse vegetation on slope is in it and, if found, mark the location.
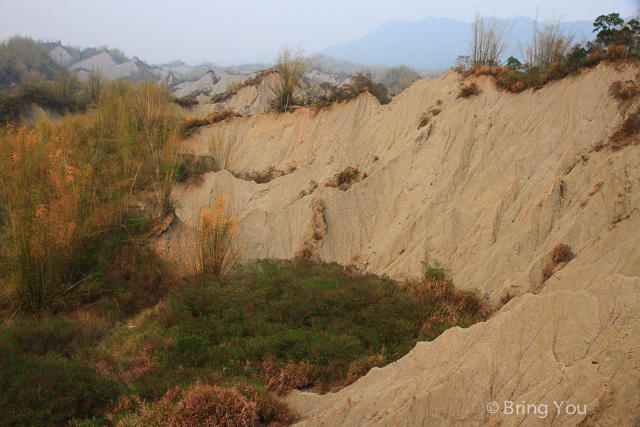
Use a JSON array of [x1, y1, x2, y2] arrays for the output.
[[180, 109, 242, 136], [325, 166, 367, 191], [456, 13, 640, 95], [306, 72, 391, 107], [542, 243, 574, 282]]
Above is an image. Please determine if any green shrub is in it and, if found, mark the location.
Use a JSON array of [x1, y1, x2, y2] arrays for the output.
[[307, 73, 391, 107], [380, 65, 421, 95], [173, 335, 208, 367], [156, 258, 486, 390], [0, 349, 121, 426], [423, 266, 446, 281]]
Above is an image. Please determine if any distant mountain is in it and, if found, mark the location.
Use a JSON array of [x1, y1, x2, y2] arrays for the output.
[[317, 16, 596, 69]]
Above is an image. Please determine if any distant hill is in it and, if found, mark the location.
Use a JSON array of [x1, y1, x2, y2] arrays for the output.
[[317, 16, 596, 69]]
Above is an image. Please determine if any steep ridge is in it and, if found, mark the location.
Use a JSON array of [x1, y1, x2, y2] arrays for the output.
[[171, 69, 255, 99], [158, 64, 640, 425], [70, 51, 150, 80]]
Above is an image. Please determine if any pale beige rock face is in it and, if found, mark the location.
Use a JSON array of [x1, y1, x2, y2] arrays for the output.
[[160, 64, 640, 425]]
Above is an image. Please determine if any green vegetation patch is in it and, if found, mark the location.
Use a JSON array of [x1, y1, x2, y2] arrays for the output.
[[0, 258, 486, 425], [148, 259, 487, 391]]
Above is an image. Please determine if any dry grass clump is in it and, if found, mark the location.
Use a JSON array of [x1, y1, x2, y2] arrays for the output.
[[607, 44, 627, 60], [417, 108, 441, 129], [180, 109, 242, 136], [324, 166, 367, 191], [499, 290, 514, 306], [459, 81, 479, 98], [208, 131, 235, 171], [308, 73, 391, 108], [551, 243, 574, 264], [172, 95, 199, 108], [194, 196, 240, 278], [541, 264, 555, 282], [582, 49, 605, 67], [469, 13, 513, 68], [346, 354, 387, 385], [542, 243, 574, 282], [125, 382, 259, 427], [0, 79, 186, 313], [418, 111, 431, 128], [261, 359, 316, 394], [268, 47, 314, 112], [174, 153, 217, 182], [401, 276, 488, 340], [299, 180, 319, 198], [113, 382, 294, 427], [210, 69, 278, 104]]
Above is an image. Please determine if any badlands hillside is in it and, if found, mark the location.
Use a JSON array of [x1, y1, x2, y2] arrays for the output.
[[160, 63, 640, 426]]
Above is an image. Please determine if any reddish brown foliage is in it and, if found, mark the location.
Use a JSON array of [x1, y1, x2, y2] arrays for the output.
[[583, 50, 605, 67], [542, 244, 574, 283], [610, 80, 640, 101], [138, 382, 259, 427], [261, 359, 316, 394], [180, 109, 242, 136], [610, 112, 640, 149], [499, 290, 514, 305], [551, 243, 574, 264], [324, 166, 367, 191], [459, 81, 479, 98], [607, 44, 626, 60]]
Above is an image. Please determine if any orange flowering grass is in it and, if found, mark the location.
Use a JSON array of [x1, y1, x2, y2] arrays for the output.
[[194, 196, 240, 278]]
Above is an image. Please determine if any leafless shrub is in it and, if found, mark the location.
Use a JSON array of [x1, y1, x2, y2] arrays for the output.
[[520, 15, 575, 71]]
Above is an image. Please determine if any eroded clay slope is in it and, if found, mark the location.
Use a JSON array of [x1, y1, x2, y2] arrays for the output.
[[167, 64, 638, 296], [157, 64, 640, 425]]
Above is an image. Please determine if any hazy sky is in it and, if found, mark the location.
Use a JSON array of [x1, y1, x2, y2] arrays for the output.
[[0, 0, 638, 65]]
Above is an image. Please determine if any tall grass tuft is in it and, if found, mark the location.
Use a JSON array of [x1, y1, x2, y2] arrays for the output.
[[208, 130, 235, 171], [194, 196, 240, 277], [470, 12, 513, 68], [86, 68, 106, 104], [0, 80, 184, 312], [520, 16, 575, 71], [268, 46, 314, 112], [128, 80, 181, 215]]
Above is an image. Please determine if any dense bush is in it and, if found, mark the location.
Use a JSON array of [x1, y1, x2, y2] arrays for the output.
[[0, 334, 121, 426], [0, 80, 182, 312]]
